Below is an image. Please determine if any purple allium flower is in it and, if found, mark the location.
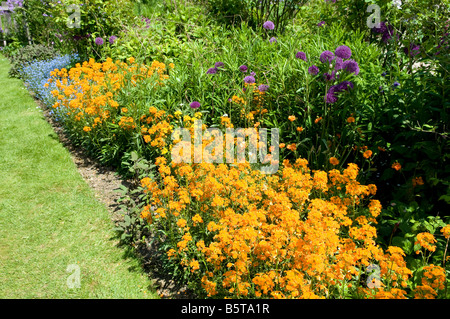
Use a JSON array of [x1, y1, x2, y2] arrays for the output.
[[308, 65, 319, 75], [239, 65, 248, 72], [393, 81, 400, 88], [215, 61, 224, 68], [342, 59, 360, 75], [317, 21, 326, 27], [295, 51, 307, 61], [95, 37, 104, 46], [336, 81, 354, 92], [263, 21, 275, 30], [190, 101, 201, 109], [207, 67, 218, 74], [269, 37, 277, 43], [244, 76, 256, 84], [320, 50, 334, 63], [382, 24, 395, 43], [404, 43, 420, 57], [250, 71, 256, 77], [109, 35, 117, 44], [325, 91, 338, 104], [334, 57, 344, 70], [372, 21, 388, 34], [258, 84, 269, 92], [323, 71, 336, 82], [335, 45, 352, 59]]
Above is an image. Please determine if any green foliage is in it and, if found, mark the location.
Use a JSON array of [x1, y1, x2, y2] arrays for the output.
[[201, 0, 308, 32], [8, 43, 60, 78], [114, 151, 155, 245]]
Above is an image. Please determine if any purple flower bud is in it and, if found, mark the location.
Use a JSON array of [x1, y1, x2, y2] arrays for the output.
[[207, 67, 218, 74], [243, 76, 255, 84], [320, 50, 334, 63], [295, 51, 307, 61], [263, 21, 275, 30], [258, 84, 269, 92], [342, 59, 360, 75], [190, 101, 201, 109], [95, 37, 104, 46], [308, 65, 319, 75]]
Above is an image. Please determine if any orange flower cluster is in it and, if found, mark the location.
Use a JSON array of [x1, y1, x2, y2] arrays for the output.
[[414, 264, 446, 299], [140, 157, 422, 298], [49, 57, 171, 135], [415, 232, 437, 254]]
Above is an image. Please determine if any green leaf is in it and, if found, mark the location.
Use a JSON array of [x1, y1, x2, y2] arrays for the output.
[[392, 236, 413, 255]]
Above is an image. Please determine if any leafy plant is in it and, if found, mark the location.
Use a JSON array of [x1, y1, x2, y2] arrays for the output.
[[8, 43, 60, 78]]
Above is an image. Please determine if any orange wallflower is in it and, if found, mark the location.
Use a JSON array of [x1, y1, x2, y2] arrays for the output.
[[391, 162, 402, 171], [412, 176, 424, 187], [329, 157, 339, 166], [363, 150, 373, 159], [441, 225, 450, 239], [288, 115, 296, 122], [415, 232, 437, 253]]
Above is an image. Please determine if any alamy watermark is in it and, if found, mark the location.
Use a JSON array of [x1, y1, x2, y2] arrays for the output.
[[66, 264, 81, 289], [366, 4, 381, 29], [171, 120, 280, 174], [66, 4, 80, 28]]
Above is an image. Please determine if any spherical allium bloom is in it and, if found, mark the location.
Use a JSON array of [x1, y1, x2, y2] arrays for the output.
[[263, 21, 275, 30], [206, 67, 218, 74], [190, 101, 201, 109], [317, 21, 326, 27], [215, 61, 224, 68], [342, 59, 360, 75], [258, 84, 269, 92], [239, 65, 248, 72], [109, 35, 118, 44], [250, 71, 256, 77], [325, 91, 338, 104], [335, 45, 352, 59], [323, 71, 336, 82], [295, 51, 307, 61], [336, 81, 354, 92], [334, 57, 344, 70], [320, 50, 334, 63], [269, 37, 277, 43], [94, 37, 104, 45], [243, 75, 256, 84], [308, 65, 319, 75]]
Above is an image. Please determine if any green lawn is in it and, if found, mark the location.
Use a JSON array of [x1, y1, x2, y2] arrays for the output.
[[0, 55, 158, 298]]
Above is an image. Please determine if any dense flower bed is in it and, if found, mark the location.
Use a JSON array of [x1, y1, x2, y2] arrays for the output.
[[37, 55, 449, 299]]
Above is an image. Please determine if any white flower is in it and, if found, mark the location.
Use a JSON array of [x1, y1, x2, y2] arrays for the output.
[[392, 0, 402, 9]]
